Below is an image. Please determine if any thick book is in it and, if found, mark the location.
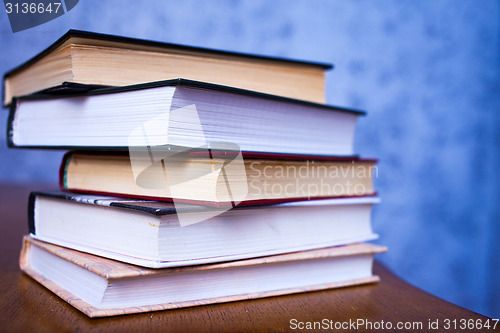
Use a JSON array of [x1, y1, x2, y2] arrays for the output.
[[29, 191, 379, 268], [8, 79, 363, 156], [60, 151, 377, 204], [3, 29, 332, 106], [20, 236, 386, 317]]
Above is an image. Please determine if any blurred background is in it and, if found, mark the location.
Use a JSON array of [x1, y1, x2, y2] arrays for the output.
[[0, 0, 498, 318]]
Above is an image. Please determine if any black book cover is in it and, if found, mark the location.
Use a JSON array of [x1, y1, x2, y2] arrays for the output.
[[28, 191, 216, 234], [8, 78, 365, 150], [32, 82, 111, 96]]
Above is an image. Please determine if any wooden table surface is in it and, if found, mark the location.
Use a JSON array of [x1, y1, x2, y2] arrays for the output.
[[0, 183, 497, 332]]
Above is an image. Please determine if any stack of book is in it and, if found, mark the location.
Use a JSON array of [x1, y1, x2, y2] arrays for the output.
[[5, 30, 385, 318]]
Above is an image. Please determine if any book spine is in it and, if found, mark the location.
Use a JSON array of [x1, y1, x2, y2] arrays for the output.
[[58, 151, 74, 191], [18, 235, 30, 272], [27, 192, 37, 234], [6, 99, 18, 147]]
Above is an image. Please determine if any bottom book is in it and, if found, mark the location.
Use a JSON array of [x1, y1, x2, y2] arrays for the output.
[[20, 236, 386, 318]]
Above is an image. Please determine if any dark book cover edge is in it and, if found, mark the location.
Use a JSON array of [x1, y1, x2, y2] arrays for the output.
[[57, 149, 374, 162], [6, 99, 18, 147], [61, 186, 378, 209], [12, 78, 366, 116], [34, 82, 112, 95], [4, 29, 333, 80], [34, 190, 180, 216], [28, 192, 36, 234]]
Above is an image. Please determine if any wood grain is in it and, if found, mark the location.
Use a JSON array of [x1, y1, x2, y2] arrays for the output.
[[0, 183, 497, 332]]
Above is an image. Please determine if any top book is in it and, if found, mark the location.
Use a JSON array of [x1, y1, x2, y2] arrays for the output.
[[3, 30, 332, 107]]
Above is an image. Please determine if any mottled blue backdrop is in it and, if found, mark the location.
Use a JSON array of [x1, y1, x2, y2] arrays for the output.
[[0, 0, 498, 318]]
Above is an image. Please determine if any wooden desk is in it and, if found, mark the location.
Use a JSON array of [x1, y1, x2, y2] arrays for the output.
[[0, 183, 496, 332]]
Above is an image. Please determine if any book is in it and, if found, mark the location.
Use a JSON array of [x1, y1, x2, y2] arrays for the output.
[[20, 236, 386, 317], [3, 29, 332, 106], [29, 191, 379, 268], [60, 152, 377, 204], [8, 79, 364, 156]]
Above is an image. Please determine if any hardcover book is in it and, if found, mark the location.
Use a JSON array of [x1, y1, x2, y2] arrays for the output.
[[20, 236, 386, 317], [3, 29, 331, 106], [8, 79, 363, 156], [60, 152, 377, 204], [29, 191, 379, 268]]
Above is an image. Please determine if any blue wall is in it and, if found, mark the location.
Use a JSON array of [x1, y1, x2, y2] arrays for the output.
[[0, 0, 499, 318]]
